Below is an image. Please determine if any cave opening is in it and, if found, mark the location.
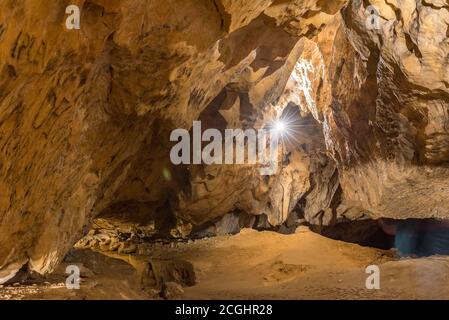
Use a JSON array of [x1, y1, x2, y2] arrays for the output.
[[309, 218, 449, 257], [309, 219, 395, 250]]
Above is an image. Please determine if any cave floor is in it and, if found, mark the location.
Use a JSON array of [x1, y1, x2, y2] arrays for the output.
[[2, 227, 449, 300]]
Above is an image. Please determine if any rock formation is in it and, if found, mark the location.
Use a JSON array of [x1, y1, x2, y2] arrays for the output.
[[0, 0, 448, 283]]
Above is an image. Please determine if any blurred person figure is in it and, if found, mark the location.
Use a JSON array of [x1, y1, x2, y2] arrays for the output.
[[379, 218, 449, 257]]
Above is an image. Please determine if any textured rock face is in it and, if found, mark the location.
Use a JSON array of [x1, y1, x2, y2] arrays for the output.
[[0, 0, 346, 281], [1, 0, 449, 282], [327, 0, 449, 221]]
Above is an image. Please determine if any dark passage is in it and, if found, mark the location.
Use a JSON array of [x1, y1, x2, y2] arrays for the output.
[[381, 218, 449, 257], [310, 220, 394, 250], [311, 218, 449, 257]]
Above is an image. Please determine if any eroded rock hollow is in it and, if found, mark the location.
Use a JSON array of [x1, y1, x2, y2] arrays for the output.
[[1, 0, 449, 284]]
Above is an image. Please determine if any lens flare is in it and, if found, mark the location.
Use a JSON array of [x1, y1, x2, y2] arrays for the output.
[[270, 106, 317, 149], [274, 120, 286, 134]]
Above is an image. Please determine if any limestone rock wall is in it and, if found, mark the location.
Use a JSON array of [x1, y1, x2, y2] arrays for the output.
[[325, 0, 449, 220], [0, 0, 346, 281]]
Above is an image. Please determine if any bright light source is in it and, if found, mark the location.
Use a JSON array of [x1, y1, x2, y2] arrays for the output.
[[274, 120, 286, 134], [270, 108, 303, 147]]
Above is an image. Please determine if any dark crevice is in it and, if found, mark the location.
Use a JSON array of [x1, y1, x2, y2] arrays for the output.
[[310, 219, 394, 250]]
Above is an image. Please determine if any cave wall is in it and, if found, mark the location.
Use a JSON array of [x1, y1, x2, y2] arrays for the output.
[[0, 0, 346, 282], [327, 0, 449, 220]]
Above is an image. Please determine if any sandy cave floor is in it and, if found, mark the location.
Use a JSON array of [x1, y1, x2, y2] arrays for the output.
[[2, 227, 449, 300]]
